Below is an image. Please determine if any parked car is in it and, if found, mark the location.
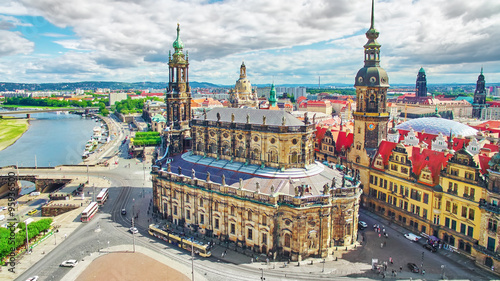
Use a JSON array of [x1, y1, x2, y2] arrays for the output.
[[407, 262, 419, 273], [27, 209, 38, 216], [423, 244, 437, 252], [25, 276, 39, 281], [358, 221, 368, 229], [404, 233, 421, 242], [60, 260, 78, 267], [121, 209, 126, 215], [129, 227, 138, 234]]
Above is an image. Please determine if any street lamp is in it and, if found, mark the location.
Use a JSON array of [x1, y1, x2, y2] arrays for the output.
[[132, 198, 136, 253]]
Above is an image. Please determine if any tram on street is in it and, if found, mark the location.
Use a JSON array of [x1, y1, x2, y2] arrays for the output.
[[81, 202, 99, 222], [148, 224, 212, 257], [96, 188, 109, 205]]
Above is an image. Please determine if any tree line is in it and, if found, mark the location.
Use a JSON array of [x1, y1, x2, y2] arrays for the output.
[[0, 218, 53, 262]]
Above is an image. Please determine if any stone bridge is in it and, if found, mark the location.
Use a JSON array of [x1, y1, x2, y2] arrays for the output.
[[0, 175, 72, 198]]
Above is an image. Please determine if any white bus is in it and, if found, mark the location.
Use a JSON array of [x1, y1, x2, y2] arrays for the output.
[[81, 202, 98, 222], [96, 188, 109, 205]]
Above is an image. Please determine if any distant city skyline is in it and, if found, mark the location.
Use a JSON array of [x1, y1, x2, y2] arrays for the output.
[[0, 0, 498, 85]]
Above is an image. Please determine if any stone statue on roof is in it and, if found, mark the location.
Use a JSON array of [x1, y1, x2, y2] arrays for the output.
[[231, 113, 235, 123], [270, 184, 275, 194], [246, 114, 250, 124], [222, 174, 226, 186], [262, 115, 266, 125], [191, 168, 196, 179], [256, 182, 260, 193], [239, 178, 243, 189], [282, 116, 286, 126], [294, 186, 299, 197], [323, 183, 329, 195], [178, 166, 182, 175], [304, 112, 309, 124], [206, 171, 211, 182], [216, 112, 221, 122], [167, 163, 171, 173], [203, 108, 207, 120], [331, 177, 336, 188]]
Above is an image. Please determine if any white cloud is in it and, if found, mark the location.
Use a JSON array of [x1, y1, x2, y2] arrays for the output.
[[0, 30, 34, 56], [0, 0, 495, 84]]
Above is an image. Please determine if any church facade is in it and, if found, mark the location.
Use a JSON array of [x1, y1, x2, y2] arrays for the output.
[[191, 108, 315, 169]]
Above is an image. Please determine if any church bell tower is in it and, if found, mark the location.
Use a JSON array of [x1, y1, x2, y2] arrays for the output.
[[350, 0, 390, 163], [165, 24, 192, 155], [472, 67, 488, 119], [166, 23, 192, 130]]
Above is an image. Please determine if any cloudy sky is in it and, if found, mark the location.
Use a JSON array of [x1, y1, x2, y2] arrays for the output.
[[0, 0, 499, 86]]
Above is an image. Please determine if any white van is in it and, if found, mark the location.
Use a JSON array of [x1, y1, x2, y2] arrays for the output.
[[404, 233, 421, 242], [0, 215, 5, 221]]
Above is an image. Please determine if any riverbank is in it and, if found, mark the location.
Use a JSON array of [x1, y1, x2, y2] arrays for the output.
[[0, 117, 29, 151]]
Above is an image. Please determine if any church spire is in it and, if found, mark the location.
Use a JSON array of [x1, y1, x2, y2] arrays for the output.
[[173, 23, 184, 54], [269, 83, 277, 107]]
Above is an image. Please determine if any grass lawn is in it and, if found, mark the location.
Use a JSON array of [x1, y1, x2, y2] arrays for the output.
[[0, 117, 29, 151]]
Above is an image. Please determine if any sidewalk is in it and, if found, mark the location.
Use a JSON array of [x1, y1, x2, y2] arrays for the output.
[[0, 176, 111, 281]]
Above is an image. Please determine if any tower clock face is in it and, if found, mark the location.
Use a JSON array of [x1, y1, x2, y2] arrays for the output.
[[367, 123, 376, 131]]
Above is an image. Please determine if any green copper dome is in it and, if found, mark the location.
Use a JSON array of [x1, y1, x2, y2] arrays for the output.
[[173, 24, 184, 51], [419, 67, 425, 73]]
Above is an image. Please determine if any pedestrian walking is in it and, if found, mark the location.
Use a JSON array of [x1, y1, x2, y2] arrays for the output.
[[400, 266, 403, 272], [381, 242, 384, 248]]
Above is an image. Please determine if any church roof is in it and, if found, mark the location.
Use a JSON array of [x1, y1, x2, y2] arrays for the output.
[[199, 107, 305, 127], [396, 117, 478, 137]]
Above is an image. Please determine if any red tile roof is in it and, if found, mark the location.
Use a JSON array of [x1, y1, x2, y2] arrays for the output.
[[335, 131, 352, 153], [373, 141, 398, 168], [478, 154, 492, 175], [410, 147, 452, 185]]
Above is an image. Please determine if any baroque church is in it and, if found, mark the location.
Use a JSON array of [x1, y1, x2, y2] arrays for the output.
[[152, 23, 363, 261], [229, 62, 258, 108]]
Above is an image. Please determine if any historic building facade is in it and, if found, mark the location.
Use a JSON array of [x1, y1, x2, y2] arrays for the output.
[[229, 62, 258, 108], [151, 165, 362, 261], [165, 24, 192, 155], [191, 108, 315, 169]]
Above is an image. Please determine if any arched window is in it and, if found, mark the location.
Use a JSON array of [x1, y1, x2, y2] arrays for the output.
[[199, 198, 203, 207], [284, 233, 291, 248], [231, 206, 235, 216], [248, 210, 252, 221]]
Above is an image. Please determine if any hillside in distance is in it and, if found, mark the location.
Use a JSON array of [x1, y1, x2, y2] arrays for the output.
[[0, 81, 220, 91]]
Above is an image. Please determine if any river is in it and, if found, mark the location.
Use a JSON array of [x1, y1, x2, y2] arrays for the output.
[[0, 112, 99, 167]]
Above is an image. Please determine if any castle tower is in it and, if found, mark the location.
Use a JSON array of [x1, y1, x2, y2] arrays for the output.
[[229, 62, 258, 108], [166, 23, 192, 129], [472, 67, 488, 119], [165, 24, 192, 155], [350, 0, 389, 161], [416, 67, 427, 98]]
